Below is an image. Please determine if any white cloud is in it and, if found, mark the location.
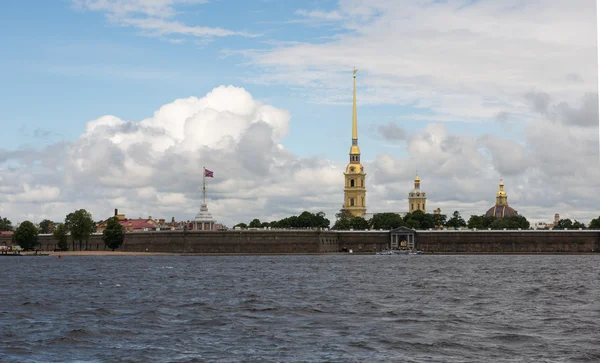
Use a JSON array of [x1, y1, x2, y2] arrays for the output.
[[0, 86, 598, 227], [72, 0, 259, 40], [243, 0, 596, 124]]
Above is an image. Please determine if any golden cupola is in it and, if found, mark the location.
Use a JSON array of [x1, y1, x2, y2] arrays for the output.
[[485, 177, 518, 219], [495, 178, 508, 206], [342, 69, 366, 217]]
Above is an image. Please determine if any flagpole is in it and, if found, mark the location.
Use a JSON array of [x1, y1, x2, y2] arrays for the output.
[[203, 166, 206, 204]]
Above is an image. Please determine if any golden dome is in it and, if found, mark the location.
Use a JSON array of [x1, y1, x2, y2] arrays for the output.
[[350, 145, 361, 155]]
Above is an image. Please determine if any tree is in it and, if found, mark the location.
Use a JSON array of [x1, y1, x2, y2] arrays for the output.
[[554, 219, 573, 230], [234, 223, 248, 229], [52, 223, 69, 251], [65, 209, 95, 251], [0, 216, 12, 231], [369, 213, 404, 230], [432, 213, 447, 228], [248, 219, 262, 228], [572, 220, 586, 230], [102, 216, 125, 251], [349, 216, 370, 230], [332, 209, 353, 230], [446, 211, 467, 229], [39, 219, 54, 234], [589, 216, 600, 230], [13, 221, 38, 250]]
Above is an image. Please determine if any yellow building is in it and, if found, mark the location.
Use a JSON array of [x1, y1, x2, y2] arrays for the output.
[[408, 173, 426, 213], [342, 69, 367, 217]]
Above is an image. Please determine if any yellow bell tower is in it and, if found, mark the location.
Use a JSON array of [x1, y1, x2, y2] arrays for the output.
[[342, 69, 366, 217], [408, 172, 426, 213]]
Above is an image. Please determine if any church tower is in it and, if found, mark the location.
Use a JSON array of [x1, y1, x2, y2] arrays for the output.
[[342, 69, 366, 217], [408, 173, 426, 213]]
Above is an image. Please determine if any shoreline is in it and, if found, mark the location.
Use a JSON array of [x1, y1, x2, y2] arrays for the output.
[[17, 251, 600, 256]]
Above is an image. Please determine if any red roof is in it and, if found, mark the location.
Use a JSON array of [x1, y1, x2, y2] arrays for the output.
[[120, 219, 156, 230], [0, 231, 13, 235]]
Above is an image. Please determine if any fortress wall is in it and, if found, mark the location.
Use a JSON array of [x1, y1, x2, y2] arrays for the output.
[[336, 231, 390, 252], [4, 230, 600, 253], [416, 231, 600, 253]]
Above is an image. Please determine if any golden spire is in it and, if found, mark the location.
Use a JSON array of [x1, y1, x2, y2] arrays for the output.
[[352, 68, 358, 141], [349, 68, 360, 156]]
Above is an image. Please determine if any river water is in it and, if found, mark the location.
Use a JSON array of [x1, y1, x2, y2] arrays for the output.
[[1, 254, 599, 362]]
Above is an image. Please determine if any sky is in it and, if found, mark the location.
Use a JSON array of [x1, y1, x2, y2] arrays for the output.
[[0, 0, 598, 227]]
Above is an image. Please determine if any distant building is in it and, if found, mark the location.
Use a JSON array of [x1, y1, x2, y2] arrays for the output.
[[485, 178, 518, 219], [96, 209, 159, 233], [534, 213, 560, 230], [408, 173, 426, 213]]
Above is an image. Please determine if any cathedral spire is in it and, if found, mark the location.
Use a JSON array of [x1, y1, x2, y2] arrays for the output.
[[352, 68, 358, 142], [349, 69, 361, 159]]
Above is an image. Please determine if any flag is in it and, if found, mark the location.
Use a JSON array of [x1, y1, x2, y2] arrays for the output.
[[204, 169, 214, 178]]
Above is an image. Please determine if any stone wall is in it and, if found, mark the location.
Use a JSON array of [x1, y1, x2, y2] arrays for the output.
[[416, 231, 600, 253], [336, 231, 390, 253], [3, 229, 600, 253]]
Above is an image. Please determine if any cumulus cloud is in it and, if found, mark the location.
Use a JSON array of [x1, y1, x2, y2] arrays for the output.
[[0, 86, 342, 226]]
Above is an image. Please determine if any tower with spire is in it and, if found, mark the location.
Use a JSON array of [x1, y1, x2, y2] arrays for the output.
[[342, 69, 367, 217], [408, 172, 426, 213], [485, 177, 518, 219]]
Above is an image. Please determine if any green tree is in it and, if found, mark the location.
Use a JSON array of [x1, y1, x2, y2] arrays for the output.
[[102, 216, 125, 251], [332, 209, 353, 230], [234, 223, 248, 229], [432, 213, 447, 228], [369, 213, 404, 230], [589, 216, 600, 229], [39, 219, 54, 234], [404, 218, 421, 230], [248, 219, 262, 228], [0, 216, 12, 231], [349, 216, 370, 230], [52, 223, 69, 251], [446, 211, 467, 229], [13, 221, 38, 250], [572, 220, 586, 230], [554, 219, 573, 230], [65, 209, 95, 251]]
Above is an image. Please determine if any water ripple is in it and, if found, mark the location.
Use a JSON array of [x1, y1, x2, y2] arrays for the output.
[[1, 255, 599, 362]]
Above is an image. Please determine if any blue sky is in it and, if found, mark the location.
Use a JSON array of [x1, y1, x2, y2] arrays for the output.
[[0, 0, 598, 226], [0, 0, 515, 162]]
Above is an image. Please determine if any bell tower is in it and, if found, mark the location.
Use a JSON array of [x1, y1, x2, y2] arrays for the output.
[[408, 172, 426, 213], [342, 69, 367, 217]]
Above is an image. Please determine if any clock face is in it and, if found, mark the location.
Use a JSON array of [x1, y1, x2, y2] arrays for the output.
[[350, 166, 355, 172]]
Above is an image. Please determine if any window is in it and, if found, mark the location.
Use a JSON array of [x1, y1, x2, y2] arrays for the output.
[[411, 203, 414, 211], [350, 179, 355, 187], [417, 203, 420, 210], [350, 198, 355, 206], [361, 179, 364, 187]]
